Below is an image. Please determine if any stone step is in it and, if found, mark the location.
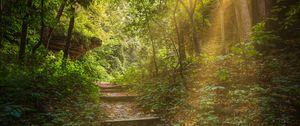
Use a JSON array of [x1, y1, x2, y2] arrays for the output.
[[101, 91, 136, 96], [96, 82, 123, 90], [100, 95, 137, 102], [102, 117, 161, 126], [100, 85, 123, 90], [101, 88, 125, 93]]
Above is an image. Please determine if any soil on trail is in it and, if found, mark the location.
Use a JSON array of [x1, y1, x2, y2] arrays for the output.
[[97, 82, 155, 120], [101, 102, 154, 119]]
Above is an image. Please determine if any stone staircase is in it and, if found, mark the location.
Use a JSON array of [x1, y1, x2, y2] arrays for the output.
[[97, 82, 162, 126], [103, 117, 160, 126]]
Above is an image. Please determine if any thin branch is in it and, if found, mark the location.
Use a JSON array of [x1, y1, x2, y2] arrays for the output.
[[179, 0, 190, 14], [151, 19, 179, 58]]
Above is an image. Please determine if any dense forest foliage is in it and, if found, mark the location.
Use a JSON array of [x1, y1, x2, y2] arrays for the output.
[[0, 0, 299, 125]]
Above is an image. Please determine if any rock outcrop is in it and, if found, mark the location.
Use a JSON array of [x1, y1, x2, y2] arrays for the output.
[[43, 28, 102, 58]]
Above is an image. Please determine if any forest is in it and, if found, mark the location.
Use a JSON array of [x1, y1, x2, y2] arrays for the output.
[[0, 0, 299, 125]]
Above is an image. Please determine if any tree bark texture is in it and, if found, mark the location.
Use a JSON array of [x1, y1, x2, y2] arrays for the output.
[[32, 0, 45, 54], [19, 0, 33, 61], [0, 0, 3, 48], [173, 0, 186, 78], [179, 0, 200, 55], [46, 0, 66, 49], [233, 0, 252, 41], [63, 6, 75, 59]]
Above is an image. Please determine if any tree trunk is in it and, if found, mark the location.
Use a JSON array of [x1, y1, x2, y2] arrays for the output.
[[178, 22, 186, 61], [179, 0, 200, 55], [173, 0, 185, 77], [63, 6, 75, 59], [150, 33, 158, 76], [190, 0, 200, 55], [32, 0, 44, 54], [191, 16, 200, 55], [174, 1, 186, 61], [220, 0, 225, 44], [46, 0, 66, 49], [19, 0, 33, 62], [0, 0, 3, 48], [233, 0, 251, 41]]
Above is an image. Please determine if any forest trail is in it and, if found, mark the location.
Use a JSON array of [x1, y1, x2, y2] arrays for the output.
[[97, 82, 161, 126]]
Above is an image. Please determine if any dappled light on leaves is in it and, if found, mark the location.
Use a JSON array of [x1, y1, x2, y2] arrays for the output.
[[0, 0, 300, 125]]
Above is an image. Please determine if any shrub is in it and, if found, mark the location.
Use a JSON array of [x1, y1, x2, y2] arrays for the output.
[[0, 49, 104, 125]]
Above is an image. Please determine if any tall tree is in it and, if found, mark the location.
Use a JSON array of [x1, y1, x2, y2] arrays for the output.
[[233, 0, 251, 41], [32, 0, 45, 54], [148, 24, 158, 76], [46, 0, 67, 49], [174, 0, 186, 77], [19, 0, 33, 61], [63, 6, 75, 59], [63, 0, 93, 59], [179, 0, 200, 55], [0, 0, 3, 48]]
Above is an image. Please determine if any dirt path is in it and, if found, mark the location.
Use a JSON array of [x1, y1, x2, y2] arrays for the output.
[[97, 82, 161, 126]]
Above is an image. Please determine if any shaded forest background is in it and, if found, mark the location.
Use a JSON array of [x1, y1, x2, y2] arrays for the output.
[[0, 0, 300, 125]]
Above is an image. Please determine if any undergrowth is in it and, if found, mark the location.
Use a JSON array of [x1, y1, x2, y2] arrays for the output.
[[114, 22, 300, 126], [0, 46, 105, 125]]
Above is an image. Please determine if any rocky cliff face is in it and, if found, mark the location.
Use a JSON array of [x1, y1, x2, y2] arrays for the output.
[[43, 28, 102, 59]]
